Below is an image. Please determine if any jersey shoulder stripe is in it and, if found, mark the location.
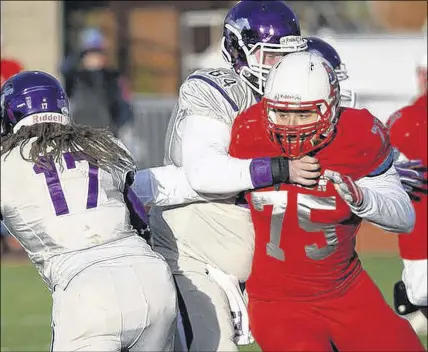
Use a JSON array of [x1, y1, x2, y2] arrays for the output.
[[187, 74, 239, 112], [367, 149, 394, 177]]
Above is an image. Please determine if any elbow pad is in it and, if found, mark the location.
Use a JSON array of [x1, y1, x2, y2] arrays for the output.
[[250, 157, 290, 188]]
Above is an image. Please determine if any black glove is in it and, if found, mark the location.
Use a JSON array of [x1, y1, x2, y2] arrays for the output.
[[394, 280, 423, 315]]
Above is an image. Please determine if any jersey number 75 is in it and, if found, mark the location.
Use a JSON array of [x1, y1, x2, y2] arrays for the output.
[[251, 190, 341, 261]]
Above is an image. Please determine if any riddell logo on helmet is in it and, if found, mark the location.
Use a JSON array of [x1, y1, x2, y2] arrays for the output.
[[274, 93, 301, 101], [280, 36, 304, 45], [32, 113, 65, 124]]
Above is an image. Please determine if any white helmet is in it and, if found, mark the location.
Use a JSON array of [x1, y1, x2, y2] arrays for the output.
[[263, 51, 341, 158]]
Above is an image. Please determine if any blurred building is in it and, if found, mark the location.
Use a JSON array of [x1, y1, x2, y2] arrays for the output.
[[0, 0, 427, 256], [63, 1, 235, 95], [0, 0, 426, 166], [1, 1, 62, 77]]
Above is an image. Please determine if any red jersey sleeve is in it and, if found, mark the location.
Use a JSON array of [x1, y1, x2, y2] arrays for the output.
[[387, 95, 427, 260], [387, 94, 427, 163], [321, 108, 393, 180]]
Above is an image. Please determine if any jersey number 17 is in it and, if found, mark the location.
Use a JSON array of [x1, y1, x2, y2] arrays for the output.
[[33, 152, 99, 216]]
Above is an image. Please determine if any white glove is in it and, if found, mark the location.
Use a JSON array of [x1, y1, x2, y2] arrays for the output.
[[324, 169, 364, 207]]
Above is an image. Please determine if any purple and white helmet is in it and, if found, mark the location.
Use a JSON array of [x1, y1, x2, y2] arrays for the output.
[[306, 37, 356, 108], [222, 0, 307, 96], [1, 71, 70, 136]]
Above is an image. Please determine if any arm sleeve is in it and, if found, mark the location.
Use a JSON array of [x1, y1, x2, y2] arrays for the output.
[[351, 165, 415, 233], [131, 165, 210, 206], [182, 115, 254, 194], [402, 259, 428, 306]]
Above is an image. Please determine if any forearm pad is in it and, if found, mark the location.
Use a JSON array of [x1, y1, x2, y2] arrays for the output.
[[250, 156, 290, 188]]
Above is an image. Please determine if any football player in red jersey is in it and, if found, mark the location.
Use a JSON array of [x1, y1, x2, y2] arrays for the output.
[[229, 51, 425, 351], [388, 53, 427, 335]]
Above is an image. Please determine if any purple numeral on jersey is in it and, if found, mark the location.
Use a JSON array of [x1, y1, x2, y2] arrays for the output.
[[33, 157, 70, 216], [33, 153, 100, 216], [63, 152, 99, 209]]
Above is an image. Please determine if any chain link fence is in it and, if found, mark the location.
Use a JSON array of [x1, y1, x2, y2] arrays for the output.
[[119, 95, 177, 169]]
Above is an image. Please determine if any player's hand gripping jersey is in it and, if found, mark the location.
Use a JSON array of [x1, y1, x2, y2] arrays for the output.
[[230, 103, 393, 300]]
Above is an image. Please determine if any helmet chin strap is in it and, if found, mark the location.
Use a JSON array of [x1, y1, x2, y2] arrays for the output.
[[240, 67, 265, 96], [12, 113, 71, 133]]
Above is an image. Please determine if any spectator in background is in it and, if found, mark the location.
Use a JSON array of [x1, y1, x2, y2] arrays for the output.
[[60, 28, 133, 137]]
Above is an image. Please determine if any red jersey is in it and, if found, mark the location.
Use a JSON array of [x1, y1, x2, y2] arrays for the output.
[[1, 58, 23, 86], [229, 103, 391, 301], [387, 94, 427, 260]]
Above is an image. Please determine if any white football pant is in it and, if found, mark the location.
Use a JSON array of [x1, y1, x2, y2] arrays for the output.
[[50, 254, 177, 351], [150, 202, 254, 352]]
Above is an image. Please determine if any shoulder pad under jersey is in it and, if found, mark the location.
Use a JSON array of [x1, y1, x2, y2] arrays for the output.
[[180, 67, 256, 126]]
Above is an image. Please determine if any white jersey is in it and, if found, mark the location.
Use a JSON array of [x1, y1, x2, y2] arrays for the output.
[[149, 68, 258, 281], [0, 138, 146, 290], [164, 67, 256, 168]]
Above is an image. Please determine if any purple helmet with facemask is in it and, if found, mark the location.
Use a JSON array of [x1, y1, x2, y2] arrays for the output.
[[222, 0, 307, 96], [1, 71, 70, 136], [306, 37, 356, 108]]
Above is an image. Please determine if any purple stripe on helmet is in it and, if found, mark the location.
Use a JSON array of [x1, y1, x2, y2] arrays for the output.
[[188, 74, 239, 112]]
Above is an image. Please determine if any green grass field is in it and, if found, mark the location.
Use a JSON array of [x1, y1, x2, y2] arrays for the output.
[[1, 256, 427, 351]]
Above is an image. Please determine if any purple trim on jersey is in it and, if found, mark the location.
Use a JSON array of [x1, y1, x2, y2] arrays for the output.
[[367, 149, 394, 177], [187, 74, 239, 112], [250, 157, 273, 188], [63, 152, 99, 209], [63, 152, 75, 168], [33, 158, 69, 216], [126, 187, 148, 224], [86, 165, 99, 209]]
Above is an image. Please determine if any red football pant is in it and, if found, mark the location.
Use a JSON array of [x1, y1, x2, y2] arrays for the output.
[[248, 270, 425, 351]]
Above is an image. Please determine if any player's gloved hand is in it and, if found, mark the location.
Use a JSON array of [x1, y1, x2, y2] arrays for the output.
[[394, 159, 428, 202], [250, 156, 320, 188], [324, 169, 363, 207]]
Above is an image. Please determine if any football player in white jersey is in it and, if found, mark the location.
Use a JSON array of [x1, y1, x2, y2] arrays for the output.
[[130, 2, 417, 350], [130, 2, 314, 351], [0, 71, 177, 352]]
